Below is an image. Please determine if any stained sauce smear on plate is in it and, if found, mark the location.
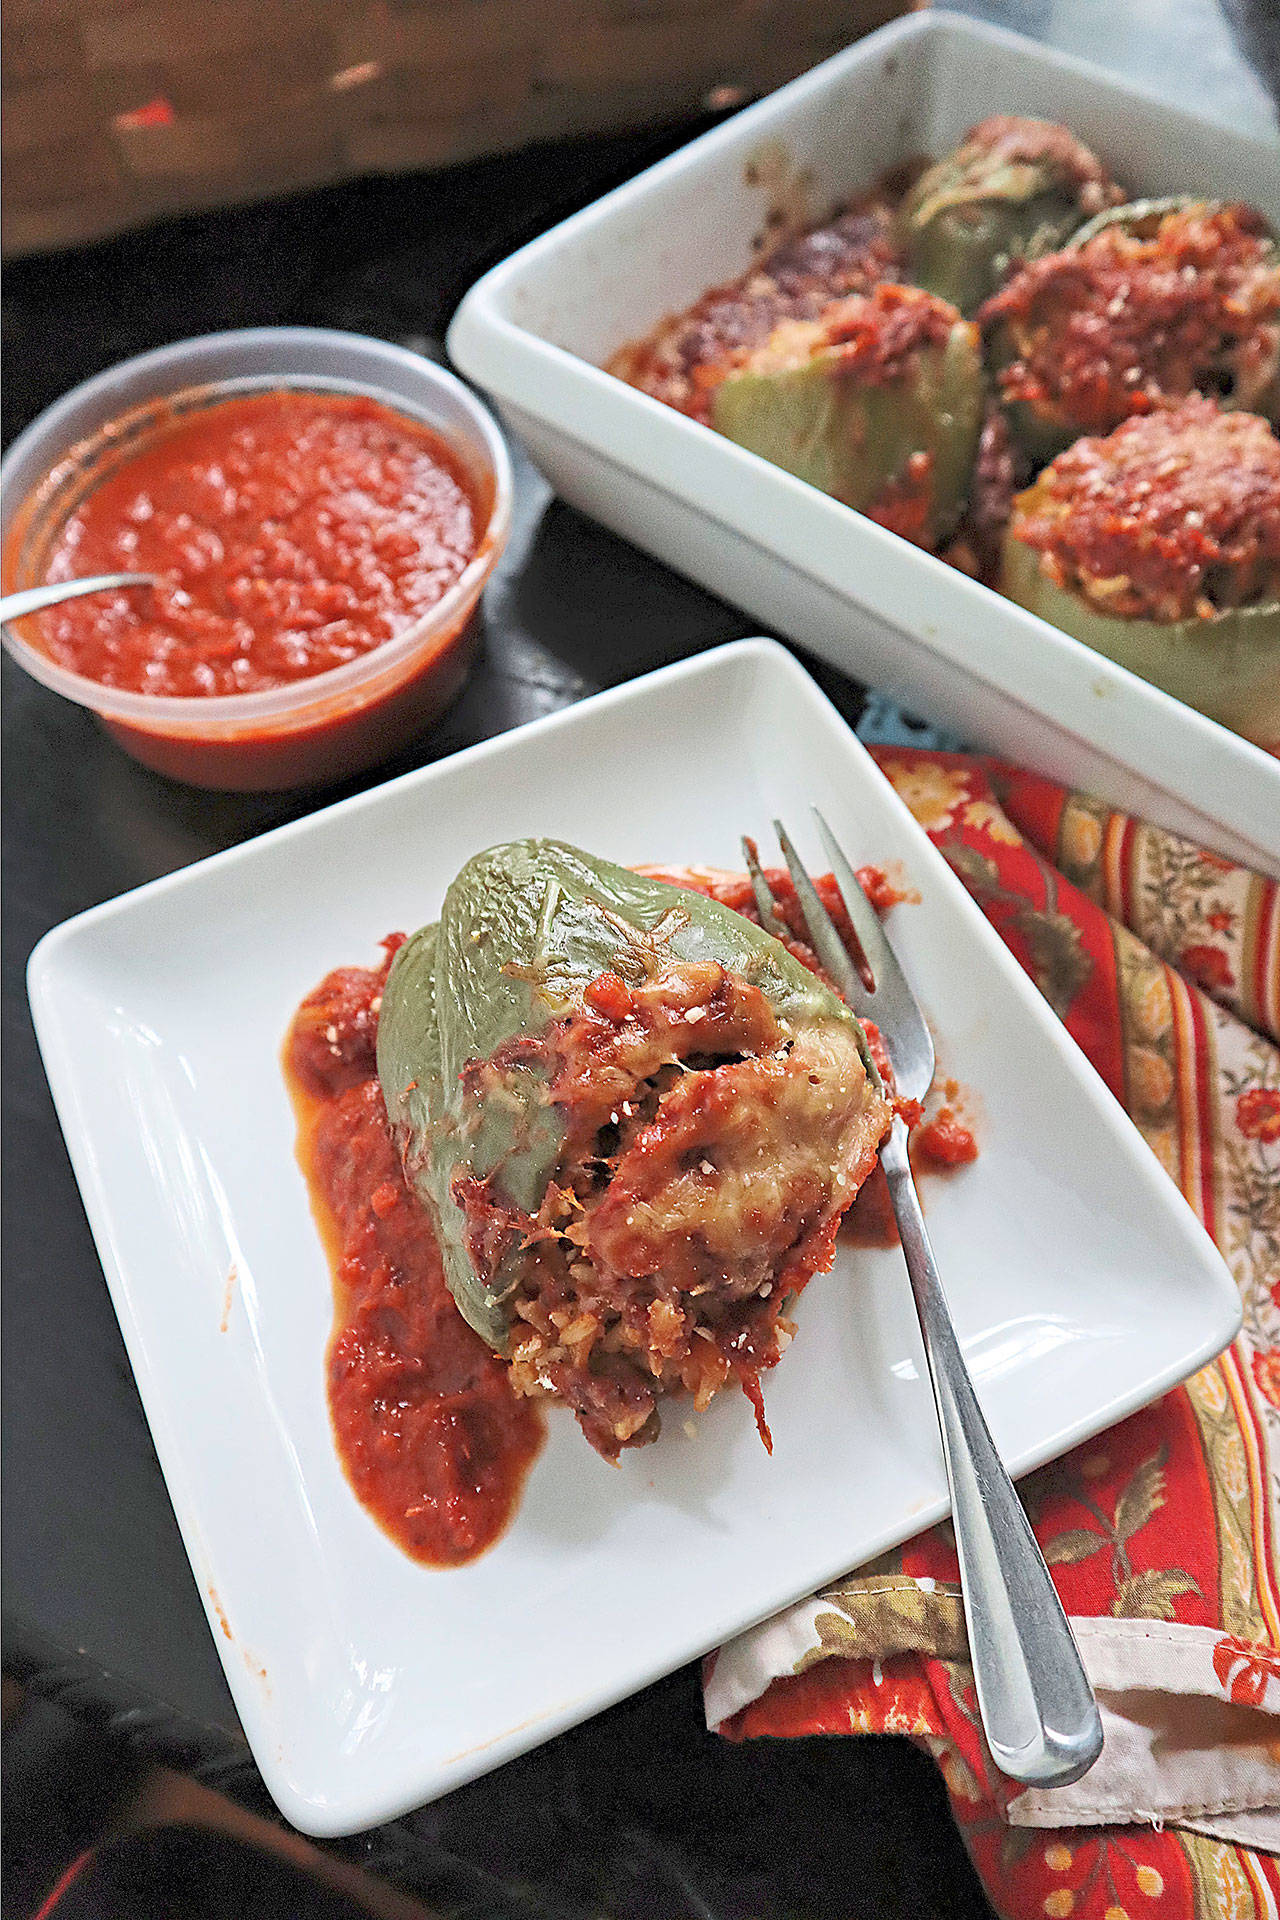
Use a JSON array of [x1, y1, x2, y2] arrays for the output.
[[285, 939, 543, 1569]]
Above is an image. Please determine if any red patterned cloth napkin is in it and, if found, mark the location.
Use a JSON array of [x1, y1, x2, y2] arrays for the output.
[[704, 751, 1280, 1919]]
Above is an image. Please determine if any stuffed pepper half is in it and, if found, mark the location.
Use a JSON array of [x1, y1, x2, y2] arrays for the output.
[[1001, 396, 1280, 743], [376, 841, 892, 1460], [898, 115, 1122, 316], [981, 200, 1280, 461], [710, 283, 983, 548], [607, 202, 901, 424]]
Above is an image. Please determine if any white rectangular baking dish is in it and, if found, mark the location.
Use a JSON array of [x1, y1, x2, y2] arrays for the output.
[[448, 9, 1280, 876]]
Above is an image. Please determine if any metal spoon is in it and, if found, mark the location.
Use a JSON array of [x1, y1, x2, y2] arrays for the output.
[[0, 573, 159, 625]]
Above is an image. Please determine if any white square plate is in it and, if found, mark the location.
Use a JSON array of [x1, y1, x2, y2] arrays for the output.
[[29, 639, 1239, 1836]]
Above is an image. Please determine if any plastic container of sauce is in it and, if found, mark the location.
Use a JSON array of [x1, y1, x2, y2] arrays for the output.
[[0, 329, 512, 790]]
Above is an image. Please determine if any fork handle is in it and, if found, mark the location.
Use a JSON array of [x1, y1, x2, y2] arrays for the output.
[[880, 1119, 1103, 1787]]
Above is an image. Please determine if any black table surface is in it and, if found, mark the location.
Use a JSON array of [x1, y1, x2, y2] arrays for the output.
[[2, 129, 991, 1917]]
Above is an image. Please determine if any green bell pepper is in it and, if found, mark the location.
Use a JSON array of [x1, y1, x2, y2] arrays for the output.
[[710, 307, 983, 547], [898, 121, 1113, 316], [1000, 533, 1280, 745], [376, 840, 876, 1352]]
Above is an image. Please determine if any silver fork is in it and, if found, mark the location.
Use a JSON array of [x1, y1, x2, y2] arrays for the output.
[[748, 811, 1103, 1789]]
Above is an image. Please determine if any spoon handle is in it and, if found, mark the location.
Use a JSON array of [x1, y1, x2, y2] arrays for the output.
[[0, 573, 157, 624]]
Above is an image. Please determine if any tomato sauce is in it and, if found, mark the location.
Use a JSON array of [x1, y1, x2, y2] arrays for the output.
[[916, 1105, 981, 1167], [285, 942, 542, 1568], [841, 1108, 979, 1246], [39, 390, 479, 698], [818, 284, 956, 387]]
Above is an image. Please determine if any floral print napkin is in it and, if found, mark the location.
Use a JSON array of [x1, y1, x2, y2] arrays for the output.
[[705, 751, 1280, 1920]]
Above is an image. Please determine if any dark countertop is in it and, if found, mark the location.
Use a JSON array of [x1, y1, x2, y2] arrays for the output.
[[3, 123, 984, 1920]]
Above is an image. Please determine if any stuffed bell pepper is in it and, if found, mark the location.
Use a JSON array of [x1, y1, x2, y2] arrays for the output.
[[898, 115, 1122, 316], [1000, 396, 1280, 744], [710, 282, 984, 548], [981, 199, 1280, 462], [376, 840, 893, 1460], [608, 203, 901, 423]]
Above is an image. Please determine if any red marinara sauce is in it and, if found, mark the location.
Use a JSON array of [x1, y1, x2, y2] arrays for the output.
[[39, 390, 479, 698], [284, 940, 543, 1568]]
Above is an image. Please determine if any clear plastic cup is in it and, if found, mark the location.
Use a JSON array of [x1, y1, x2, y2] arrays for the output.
[[1, 328, 512, 790]]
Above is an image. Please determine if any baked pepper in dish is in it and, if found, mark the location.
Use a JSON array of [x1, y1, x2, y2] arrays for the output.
[[710, 283, 983, 548], [898, 115, 1121, 317], [1000, 397, 1280, 744], [376, 840, 892, 1460], [607, 203, 901, 424], [981, 199, 1280, 462]]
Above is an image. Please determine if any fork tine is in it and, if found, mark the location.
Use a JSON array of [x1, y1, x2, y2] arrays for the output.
[[740, 835, 789, 937], [772, 820, 884, 1090], [772, 820, 867, 1009], [811, 809, 903, 999], [810, 809, 934, 1101]]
